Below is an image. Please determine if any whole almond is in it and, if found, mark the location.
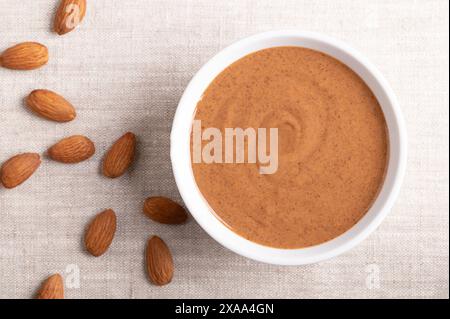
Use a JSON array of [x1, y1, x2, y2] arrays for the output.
[[84, 209, 117, 257], [146, 236, 174, 286], [37, 274, 64, 299], [0, 153, 41, 189], [143, 197, 188, 225], [27, 89, 76, 122], [0, 42, 48, 70], [48, 135, 95, 163], [54, 0, 87, 35], [103, 132, 136, 178]]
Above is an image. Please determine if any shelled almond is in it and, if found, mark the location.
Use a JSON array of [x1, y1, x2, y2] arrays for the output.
[[26, 89, 76, 122], [48, 135, 95, 163], [54, 0, 87, 35], [0, 42, 48, 70], [145, 236, 174, 286], [103, 132, 136, 178], [84, 209, 117, 257], [143, 197, 188, 224], [37, 274, 64, 299], [0, 153, 41, 189]]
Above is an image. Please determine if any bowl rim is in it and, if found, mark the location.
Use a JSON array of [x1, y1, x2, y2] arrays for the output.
[[170, 30, 407, 265]]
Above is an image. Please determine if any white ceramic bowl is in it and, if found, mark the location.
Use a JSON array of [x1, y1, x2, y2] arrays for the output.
[[171, 30, 407, 265]]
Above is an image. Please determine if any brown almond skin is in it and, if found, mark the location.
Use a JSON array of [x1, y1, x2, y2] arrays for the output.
[[0, 153, 41, 189], [103, 132, 136, 178], [27, 89, 76, 122], [85, 209, 117, 257], [48, 135, 95, 163], [37, 274, 64, 299], [0, 42, 48, 70], [54, 0, 87, 35], [143, 197, 188, 225], [146, 236, 174, 286]]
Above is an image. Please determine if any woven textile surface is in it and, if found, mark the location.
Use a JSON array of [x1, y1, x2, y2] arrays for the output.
[[0, 0, 448, 298]]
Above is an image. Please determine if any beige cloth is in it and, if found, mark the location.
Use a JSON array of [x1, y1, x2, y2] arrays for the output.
[[0, 0, 448, 299]]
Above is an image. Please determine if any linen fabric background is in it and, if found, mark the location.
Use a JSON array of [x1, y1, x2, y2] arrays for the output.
[[0, 0, 448, 299]]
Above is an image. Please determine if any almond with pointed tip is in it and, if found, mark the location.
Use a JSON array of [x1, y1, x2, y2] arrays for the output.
[[143, 197, 188, 224], [37, 274, 64, 299], [48, 135, 95, 163], [0, 42, 48, 70], [27, 89, 76, 122], [85, 209, 117, 257], [54, 0, 87, 35], [146, 236, 174, 286], [103, 132, 136, 178], [0, 153, 41, 189]]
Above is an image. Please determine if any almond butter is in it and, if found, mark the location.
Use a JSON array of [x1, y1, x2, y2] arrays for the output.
[[0, 153, 41, 189], [146, 236, 174, 286], [54, 0, 87, 35], [48, 135, 95, 163], [84, 209, 117, 257], [103, 132, 136, 178], [37, 274, 64, 299], [26, 89, 76, 122], [0, 42, 48, 70], [143, 197, 188, 225]]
